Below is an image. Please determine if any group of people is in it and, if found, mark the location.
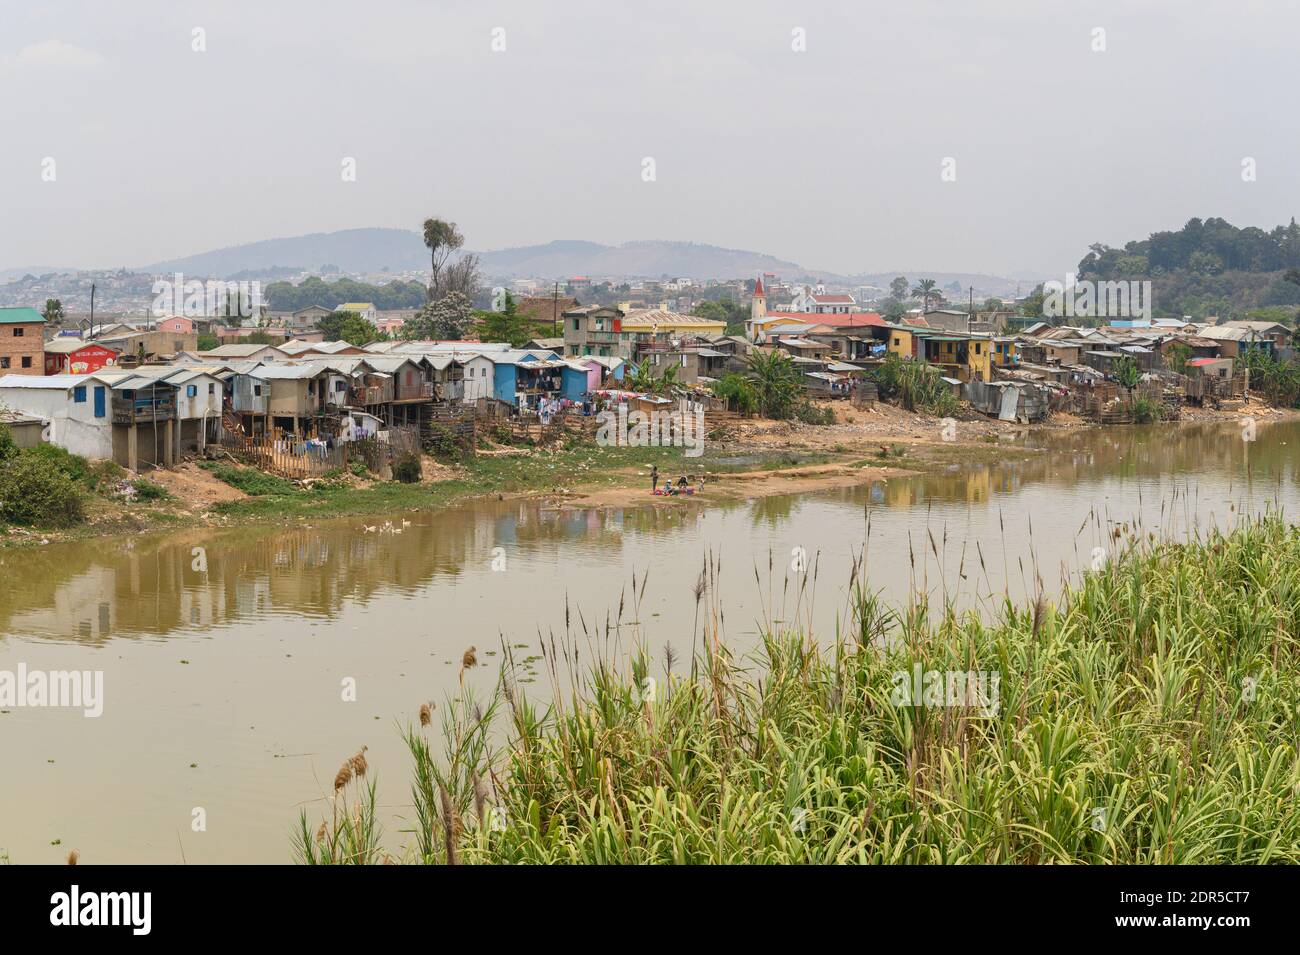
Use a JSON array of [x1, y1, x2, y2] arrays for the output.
[[650, 465, 704, 496]]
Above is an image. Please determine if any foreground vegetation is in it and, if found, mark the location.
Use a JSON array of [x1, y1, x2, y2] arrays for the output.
[[298, 516, 1300, 864]]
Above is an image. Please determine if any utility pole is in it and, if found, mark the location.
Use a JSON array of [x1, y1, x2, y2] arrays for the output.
[[968, 285, 973, 334], [552, 281, 560, 337], [90, 283, 96, 339]]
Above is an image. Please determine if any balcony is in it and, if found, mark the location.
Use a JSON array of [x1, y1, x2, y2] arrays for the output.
[[348, 385, 390, 406], [112, 393, 176, 424]]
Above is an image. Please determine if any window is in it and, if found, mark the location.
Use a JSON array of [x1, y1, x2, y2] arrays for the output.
[[74, 385, 86, 402], [0, 358, 8, 369], [13, 327, 23, 337], [208, 383, 215, 394], [253, 385, 263, 397], [334, 380, 346, 392], [186, 384, 197, 397], [573, 319, 580, 331], [21, 356, 31, 368]]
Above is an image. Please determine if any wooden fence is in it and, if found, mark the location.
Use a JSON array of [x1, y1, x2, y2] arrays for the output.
[[219, 423, 422, 479], [219, 431, 348, 478], [423, 402, 478, 457]]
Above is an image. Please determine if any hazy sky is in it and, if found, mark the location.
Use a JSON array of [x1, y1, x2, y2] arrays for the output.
[[3, 0, 1297, 277]]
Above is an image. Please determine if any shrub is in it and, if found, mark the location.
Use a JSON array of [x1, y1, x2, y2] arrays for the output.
[[1130, 396, 1161, 424], [0, 422, 16, 462], [424, 424, 461, 460], [85, 459, 125, 491], [794, 401, 836, 426], [392, 453, 422, 483], [130, 478, 171, 502], [26, 443, 90, 486], [872, 354, 959, 416], [712, 373, 758, 415], [0, 453, 85, 526]]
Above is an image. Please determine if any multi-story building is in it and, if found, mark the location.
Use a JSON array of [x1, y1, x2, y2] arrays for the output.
[[0, 307, 46, 375], [562, 305, 727, 359]]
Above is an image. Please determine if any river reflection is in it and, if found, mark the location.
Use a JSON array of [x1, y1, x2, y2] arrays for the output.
[[0, 418, 1296, 863]]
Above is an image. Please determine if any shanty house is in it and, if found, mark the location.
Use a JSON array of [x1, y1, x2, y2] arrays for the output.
[[0, 373, 121, 460]]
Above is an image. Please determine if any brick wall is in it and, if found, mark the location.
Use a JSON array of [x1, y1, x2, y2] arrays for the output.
[[0, 323, 45, 375]]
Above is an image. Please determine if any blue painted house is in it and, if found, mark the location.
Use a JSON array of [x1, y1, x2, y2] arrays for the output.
[[488, 349, 566, 409]]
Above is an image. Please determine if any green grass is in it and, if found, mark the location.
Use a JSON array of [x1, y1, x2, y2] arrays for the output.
[[297, 515, 1300, 864], [198, 460, 298, 496]]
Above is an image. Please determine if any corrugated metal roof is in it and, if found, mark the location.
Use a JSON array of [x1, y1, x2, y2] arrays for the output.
[[0, 372, 128, 389], [0, 307, 45, 325], [254, 364, 325, 380]]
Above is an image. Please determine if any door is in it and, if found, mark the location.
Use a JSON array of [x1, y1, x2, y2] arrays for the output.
[[93, 386, 106, 418]]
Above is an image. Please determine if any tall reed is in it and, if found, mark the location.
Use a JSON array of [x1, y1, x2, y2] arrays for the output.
[[295, 515, 1300, 864]]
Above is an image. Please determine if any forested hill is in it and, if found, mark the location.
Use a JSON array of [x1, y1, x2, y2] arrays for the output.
[[1076, 217, 1300, 319]]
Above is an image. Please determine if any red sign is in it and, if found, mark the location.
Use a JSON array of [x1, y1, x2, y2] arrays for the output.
[[47, 345, 118, 376]]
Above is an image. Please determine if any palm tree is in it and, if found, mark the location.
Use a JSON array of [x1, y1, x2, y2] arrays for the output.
[[745, 349, 801, 418], [42, 298, 65, 326], [911, 279, 939, 314], [422, 218, 464, 302]]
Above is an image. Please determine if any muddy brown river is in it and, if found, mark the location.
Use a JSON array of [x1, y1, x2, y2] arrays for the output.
[[2, 419, 1297, 862]]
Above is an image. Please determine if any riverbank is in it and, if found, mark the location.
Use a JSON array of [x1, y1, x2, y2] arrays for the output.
[[1, 398, 1293, 548], [300, 515, 1300, 864]]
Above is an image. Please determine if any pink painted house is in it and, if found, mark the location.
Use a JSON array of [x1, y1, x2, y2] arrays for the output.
[[157, 316, 194, 334]]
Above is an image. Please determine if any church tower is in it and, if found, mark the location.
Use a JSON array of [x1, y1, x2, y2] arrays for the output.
[[750, 275, 767, 323]]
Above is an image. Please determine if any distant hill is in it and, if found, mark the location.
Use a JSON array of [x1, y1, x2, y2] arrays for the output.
[[139, 229, 804, 280], [22, 227, 1035, 295], [142, 228, 425, 276], [476, 239, 803, 280]]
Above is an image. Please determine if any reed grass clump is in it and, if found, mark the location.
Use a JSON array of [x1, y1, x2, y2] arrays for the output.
[[297, 516, 1300, 864]]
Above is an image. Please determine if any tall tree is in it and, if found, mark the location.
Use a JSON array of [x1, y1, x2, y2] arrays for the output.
[[317, 310, 354, 341], [337, 314, 382, 346], [42, 298, 65, 325], [406, 292, 474, 341], [422, 217, 465, 302], [889, 276, 909, 301], [911, 278, 939, 313], [478, 292, 532, 346], [440, 252, 482, 302]]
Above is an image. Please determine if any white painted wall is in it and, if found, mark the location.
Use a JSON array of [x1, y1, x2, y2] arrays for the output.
[[0, 382, 115, 459], [173, 374, 223, 421], [460, 356, 494, 403]]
